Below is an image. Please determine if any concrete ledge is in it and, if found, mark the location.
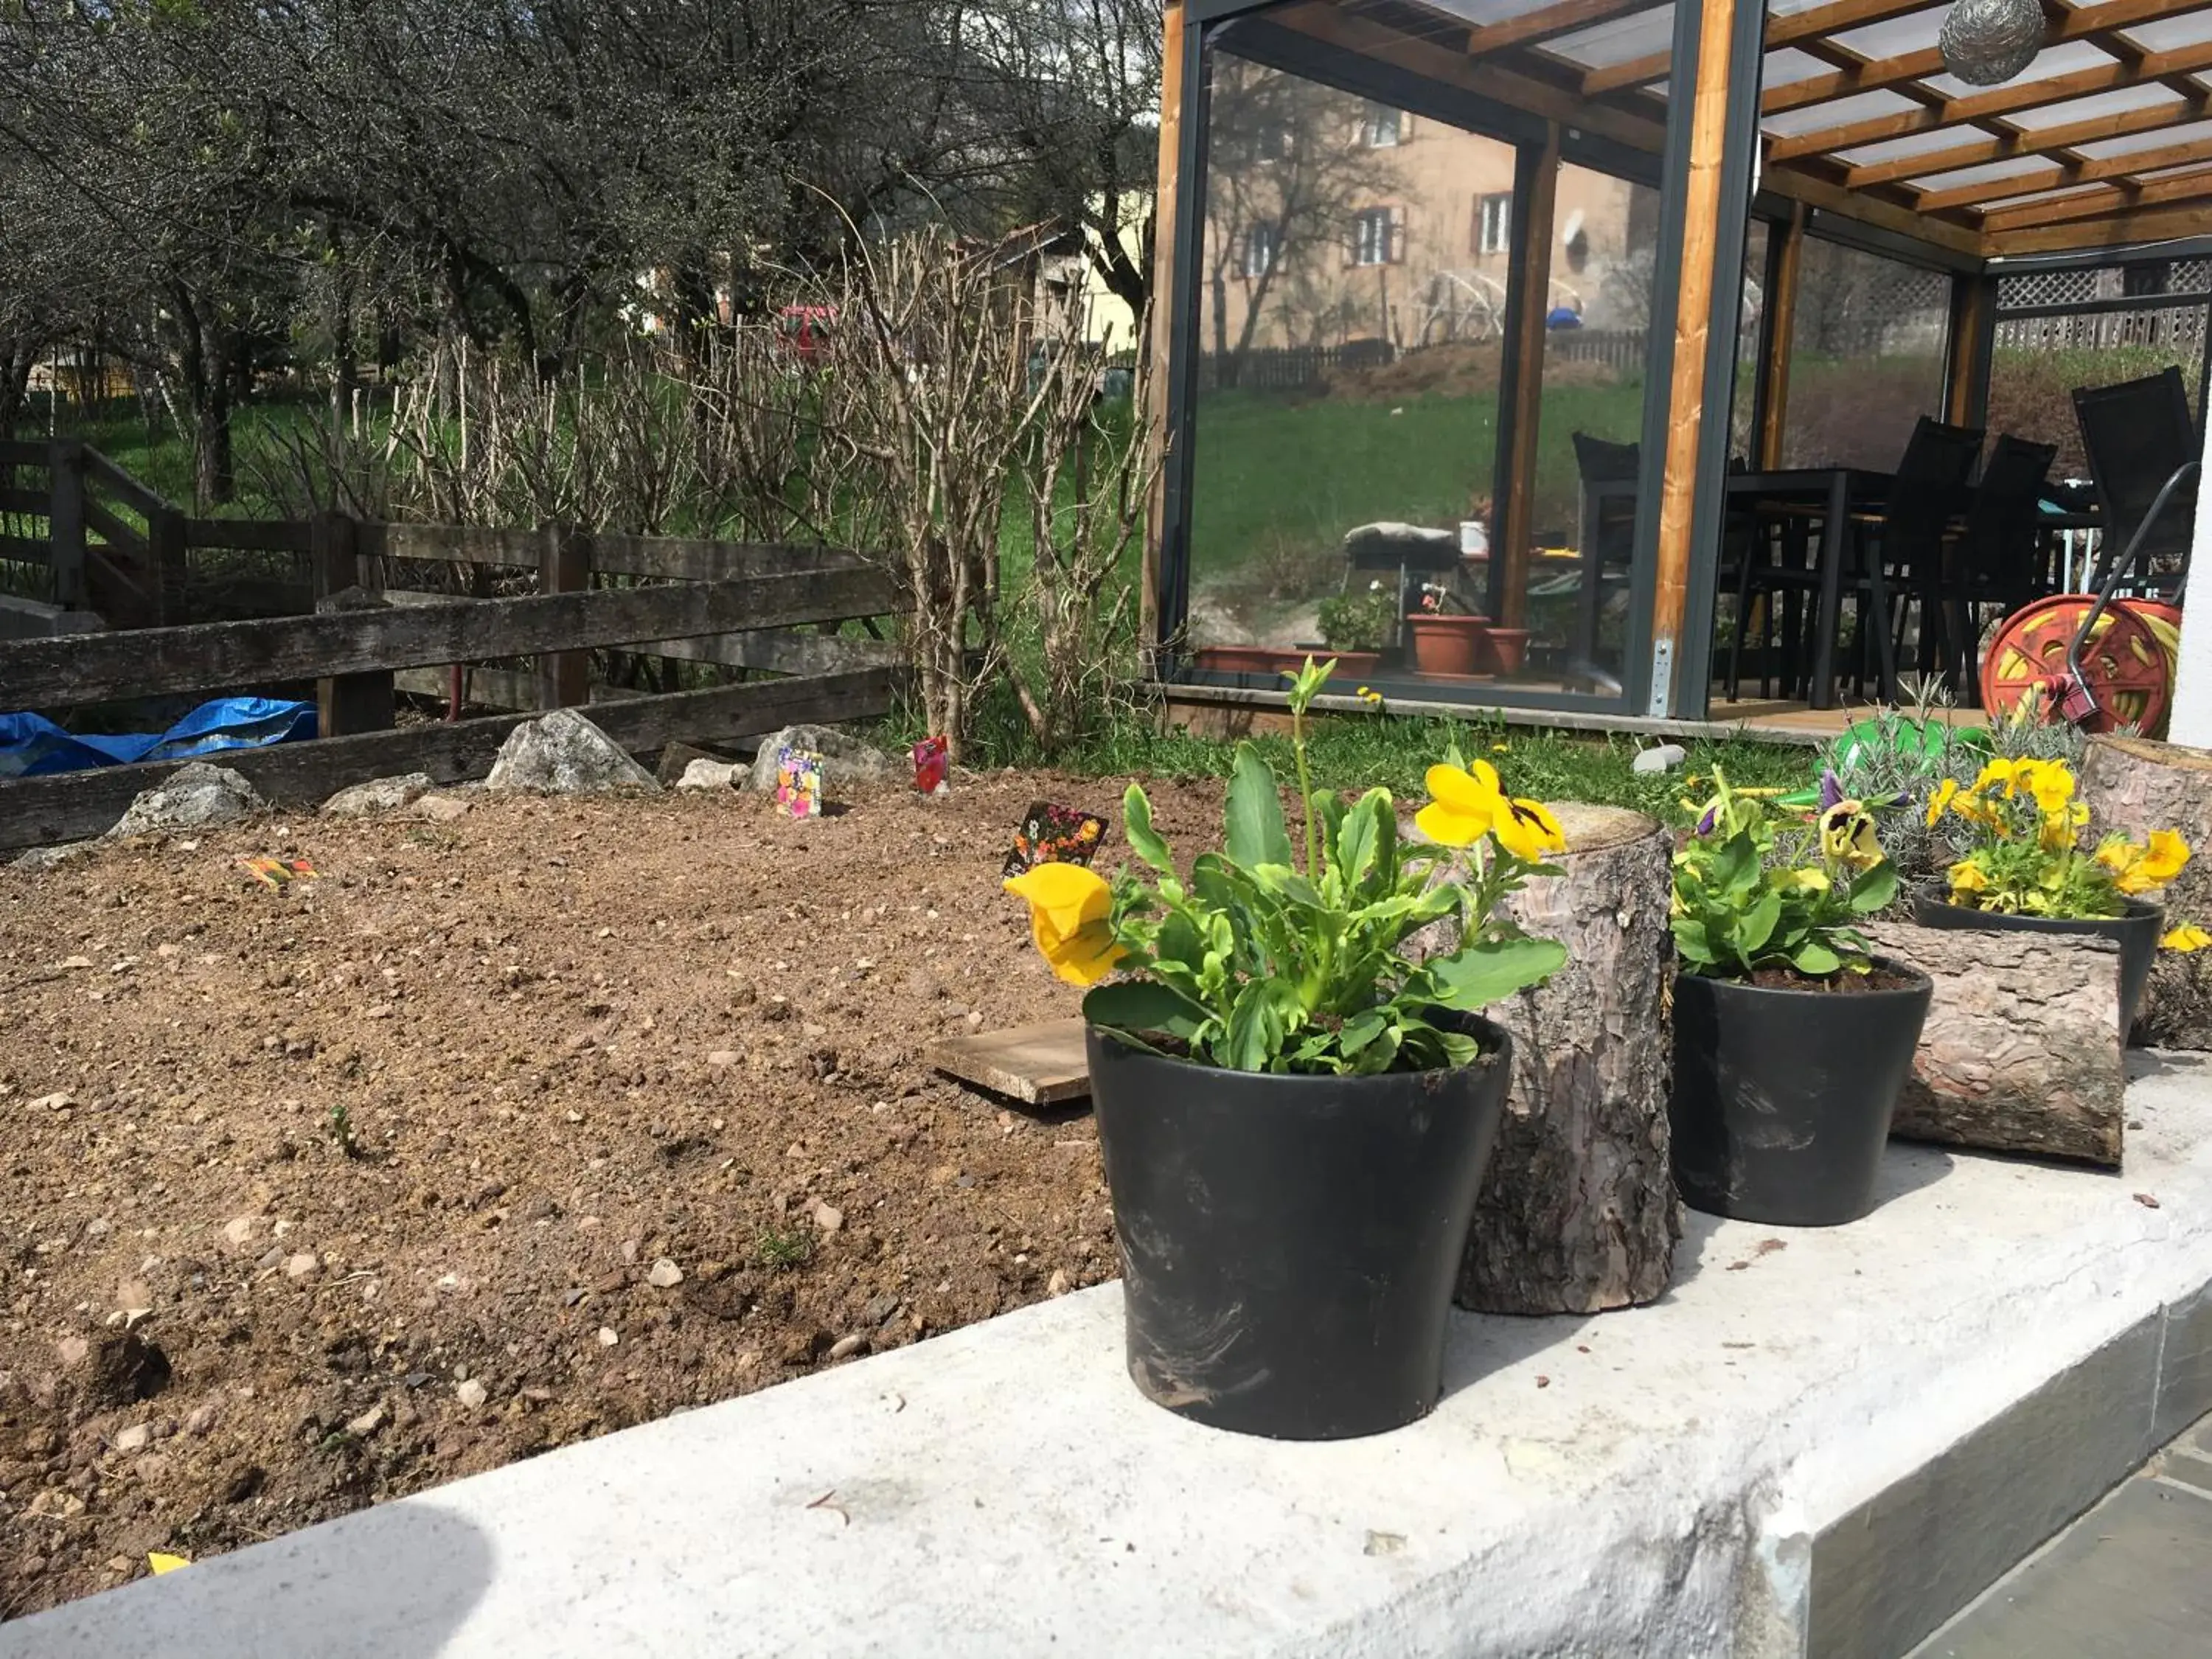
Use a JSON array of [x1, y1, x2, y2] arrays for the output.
[[8, 1056, 2212, 1658]]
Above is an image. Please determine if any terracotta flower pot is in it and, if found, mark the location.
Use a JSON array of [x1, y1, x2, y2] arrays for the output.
[[1482, 627, 1531, 676], [1405, 613, 1490, 676]]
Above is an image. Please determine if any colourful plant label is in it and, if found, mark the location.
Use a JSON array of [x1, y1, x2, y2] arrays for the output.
[[774, 746, 824, 818], [1003, 801, 1106, 878], [912, 735, 950, 795]]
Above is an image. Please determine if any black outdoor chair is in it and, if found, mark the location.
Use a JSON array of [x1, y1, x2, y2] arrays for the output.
[[1568, 431, 1639, 686], [2074, 366, 2201, 599], [1874, 416, 1985, 692], [1921, 434, 2057, 702]]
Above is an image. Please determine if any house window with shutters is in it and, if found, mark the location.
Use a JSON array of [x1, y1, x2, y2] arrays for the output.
[[1350, 206, 1403, 267], [1474, 192, 1512, 256], [1357, 105, 1402, 148], [1241, 221, 1279, 279]]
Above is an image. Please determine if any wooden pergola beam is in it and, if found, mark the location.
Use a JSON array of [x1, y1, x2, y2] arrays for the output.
[[1977, 161, 2212, 230], [1756, 204, 1806, 470], [1845, 91, 2211, 187], [1582, 0, 1933, 97], [1985, 193, 2212, 251], [1468, 0, 1652, 60], [1912, 131, 2212, 211], [1763, 0, 2212, 115], [1770, 38, 2212, 162], [1491, 125, 1562, 633]]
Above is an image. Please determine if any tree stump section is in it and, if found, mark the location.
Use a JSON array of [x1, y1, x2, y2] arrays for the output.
[[1863, 922, 2125, 1167], [1443, 803, 1679, 1316], [2080, 734, 2212, 1049]]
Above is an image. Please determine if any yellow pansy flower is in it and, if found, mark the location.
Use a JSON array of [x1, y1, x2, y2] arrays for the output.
[[1818, 799, 1884, 873], [1415, 760, 1505, 848], [1494, 796, 1567, 862], [1973, 757, 2025, 798], [2162, 924, 2212, 953], [1782, 868, 1832, 894], [1004, 863, 1124, 987], [2023, 759, 2075, 818], [1948, 859, 1990, 897], [1925, 777, 1959, 828], [2140, 829, 2191, 884]]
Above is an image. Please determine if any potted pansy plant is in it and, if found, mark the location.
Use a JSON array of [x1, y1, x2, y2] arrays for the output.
[[1004, 660, 1567, 1441], [1917, 757, 2193, 1038], [1669, 771, 1931, 1228]]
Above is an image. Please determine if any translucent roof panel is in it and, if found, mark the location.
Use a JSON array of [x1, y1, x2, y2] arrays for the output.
[[1540, 9, 1677, 69]]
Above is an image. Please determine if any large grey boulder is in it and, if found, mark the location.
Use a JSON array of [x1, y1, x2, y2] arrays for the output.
[[484, 709, 658, 795], [107, 762, 266, 838], [10, 843, 92, 873], [745, 724, 902, 795], [322, 773, 435, 816]]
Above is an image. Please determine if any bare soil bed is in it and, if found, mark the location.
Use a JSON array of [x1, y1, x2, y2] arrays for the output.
[[0, 770, 1226, 1621]]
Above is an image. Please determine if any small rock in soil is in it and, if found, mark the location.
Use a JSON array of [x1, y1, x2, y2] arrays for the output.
[[282, 1253, 320, 1280], [863, 1293, 901, 1326], [106, 762, 266, 838], [323, 773, 434, 817], [1047, 1270, 1070, 1295], [456, 1380, 488, 1410], [55, 1335, 90, 1368], [220, 1215, 261, 1249], [184, 1405, 219, 1436], [347, 1404, 388, 1437], [111, 1424, 151, 1454], [410, 793, 470, 823], [484, 710, 658, 796], [810, 1201, 844, 1234], [647, 1259, 684, 1289], [827, 1335, 866, 1362], [597, 1327, 619, 1348], [677, 759, 745, 792]]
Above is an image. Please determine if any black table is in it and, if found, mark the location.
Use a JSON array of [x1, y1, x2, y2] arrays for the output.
[[1725, 468, 1896, 710]]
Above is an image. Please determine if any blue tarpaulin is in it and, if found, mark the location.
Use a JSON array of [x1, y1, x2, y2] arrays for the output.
[[0, 698, 316, 779]]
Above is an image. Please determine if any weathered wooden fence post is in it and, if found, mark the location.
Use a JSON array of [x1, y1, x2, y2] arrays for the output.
[[46, 438, 86, 611], [537, 523, 593, 710], [312, 509, 394, 737], [147, 503, 187, 627]]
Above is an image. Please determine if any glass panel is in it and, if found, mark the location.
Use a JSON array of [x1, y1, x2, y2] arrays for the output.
[[1986, 302, 2206, 481], [1511, 162, 1663, 697], [1780, 239, 1952, 470], [1186, 48, 1528, 691], [1731, 218, 1771, 466]]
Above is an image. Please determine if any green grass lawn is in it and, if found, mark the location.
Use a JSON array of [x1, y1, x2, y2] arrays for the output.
[[1186, 378, 1648, 582]]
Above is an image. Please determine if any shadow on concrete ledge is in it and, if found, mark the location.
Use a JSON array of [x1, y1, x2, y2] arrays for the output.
[[0, 1498, 492, 1659]]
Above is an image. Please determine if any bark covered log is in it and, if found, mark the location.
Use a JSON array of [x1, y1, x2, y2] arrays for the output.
[[1433, 803, 1680, 1315], [1863, 922, 2125, 1167], [2080, 734, 2212, 1049]]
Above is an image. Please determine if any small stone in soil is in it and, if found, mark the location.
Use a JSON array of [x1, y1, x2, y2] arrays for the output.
[[220, 1216, 260, 1248], [184, 1404, 219, 1436], [112, 1424, 151, 1453], [282, 1253, 319, 1279], [1047, 1270, 1070, 1295], [827, 1335, 866, 1361], [811, 1201, 844, 1233], [597, 1327, 620, 1347], [647, 1259, 684, 1288], [347, 1404, 387, 1437], [456, 1380, 488, 1409]]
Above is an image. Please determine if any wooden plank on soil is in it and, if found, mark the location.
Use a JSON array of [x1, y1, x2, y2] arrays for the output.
[[928, 1018, 1093, 1107]]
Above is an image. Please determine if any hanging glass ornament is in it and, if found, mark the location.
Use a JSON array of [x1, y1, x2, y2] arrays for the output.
[[1938, 0, 2047, 87]]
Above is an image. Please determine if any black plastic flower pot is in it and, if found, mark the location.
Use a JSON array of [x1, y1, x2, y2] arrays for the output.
[[1913, 894, 2162, 1042], [1085, 1015, 1511, 1441], [1669, 960, 1932, 1228]]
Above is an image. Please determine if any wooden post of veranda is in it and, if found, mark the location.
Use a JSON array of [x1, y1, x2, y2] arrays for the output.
[[1138, 0, 1184, 676], [1454, 804, 1679, 1315]]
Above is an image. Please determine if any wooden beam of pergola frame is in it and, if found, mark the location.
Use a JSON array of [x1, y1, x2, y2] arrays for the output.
[[1466, 0, 1652, 60], [1767, 36, 2212, 161], [1761, 0, 2212, 115], [1985, 191, 2212, 248], [1975, 160, 2212, 229], [1844, 88, 2212, 186], [1580, 0, 1934, 96], [1910, 130, 2212, 210]]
